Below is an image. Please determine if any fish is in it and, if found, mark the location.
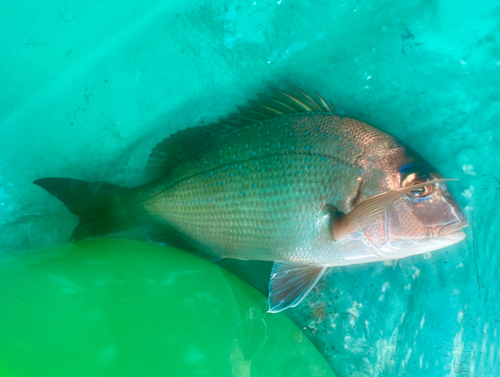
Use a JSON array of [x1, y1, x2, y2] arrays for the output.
[[34, 82, 468, 313]]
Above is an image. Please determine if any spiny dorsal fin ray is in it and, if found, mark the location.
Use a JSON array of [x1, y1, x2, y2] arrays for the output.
[[229, 114, 259, 124], [145, 84, 336, 181], [283, 81, 322, 111], [268, 87, 314, 112], [314, 91, 334, 112], [256, 93, 297, 114], [236, 107, 269, 121], [247, 100, 285, 116], [145, 123, 234, 180]]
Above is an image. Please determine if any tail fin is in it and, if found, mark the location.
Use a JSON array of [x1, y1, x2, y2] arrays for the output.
[[34, 178, 137, 240]]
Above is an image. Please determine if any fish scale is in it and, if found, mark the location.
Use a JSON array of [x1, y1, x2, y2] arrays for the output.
[[143, 113, 384, 264]]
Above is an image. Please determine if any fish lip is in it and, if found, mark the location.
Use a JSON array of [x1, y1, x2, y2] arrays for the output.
[[377, 229, 467, 256], [443, 230, 467, 243], [436, 220, 468, 237]]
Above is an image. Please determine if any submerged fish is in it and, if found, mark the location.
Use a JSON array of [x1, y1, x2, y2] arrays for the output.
[[34, 83, 468, 313]]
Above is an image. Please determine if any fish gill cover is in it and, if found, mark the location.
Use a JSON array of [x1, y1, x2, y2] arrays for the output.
[[0, 0, 499, 376]]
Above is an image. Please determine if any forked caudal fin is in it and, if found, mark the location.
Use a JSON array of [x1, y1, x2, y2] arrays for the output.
[[34, 178, 138, 240]]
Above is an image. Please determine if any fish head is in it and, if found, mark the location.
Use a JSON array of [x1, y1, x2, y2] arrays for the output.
[[362, 155, 468, 259]]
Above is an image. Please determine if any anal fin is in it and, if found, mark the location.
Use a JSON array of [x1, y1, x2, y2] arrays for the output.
[[268, 261, 326, 313]]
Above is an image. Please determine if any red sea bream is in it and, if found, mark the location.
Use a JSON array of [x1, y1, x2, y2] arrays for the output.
[[34, 83, 468, 312]]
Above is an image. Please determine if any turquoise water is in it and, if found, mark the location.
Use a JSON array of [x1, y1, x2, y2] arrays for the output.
[[1, 0, 499, 376]]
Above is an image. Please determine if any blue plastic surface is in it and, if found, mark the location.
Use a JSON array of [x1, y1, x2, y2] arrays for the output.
[[1, 1, 498, 376]]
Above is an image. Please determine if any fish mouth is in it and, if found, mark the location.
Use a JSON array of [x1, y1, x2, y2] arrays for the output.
[[377, 220, 468, 256], [427, 219, 468, 248], [435, 219, 468, 237], [437, 230, 466, 243]]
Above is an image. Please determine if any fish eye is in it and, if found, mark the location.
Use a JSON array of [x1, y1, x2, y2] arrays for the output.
[[401, 172, 435, 199]]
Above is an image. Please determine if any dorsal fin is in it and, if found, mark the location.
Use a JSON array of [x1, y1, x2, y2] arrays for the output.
[[145, 83, 335, 181], [145, 123, 234, 181]]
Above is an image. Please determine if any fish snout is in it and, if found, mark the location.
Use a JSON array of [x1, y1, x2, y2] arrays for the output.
[[432, 196, 468, 237]]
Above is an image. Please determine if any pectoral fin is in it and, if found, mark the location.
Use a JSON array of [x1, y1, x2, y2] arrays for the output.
[[268, 262, 326, 313], [331, 178, 458, 240]]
